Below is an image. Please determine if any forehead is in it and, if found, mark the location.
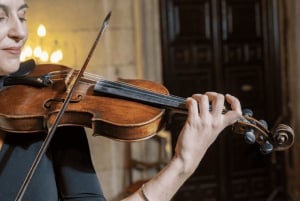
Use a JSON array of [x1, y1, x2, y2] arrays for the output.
[[0, 0, 26, 8]]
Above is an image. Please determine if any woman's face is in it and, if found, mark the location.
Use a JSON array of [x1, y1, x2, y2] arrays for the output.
[[0, 0, 28, 76]]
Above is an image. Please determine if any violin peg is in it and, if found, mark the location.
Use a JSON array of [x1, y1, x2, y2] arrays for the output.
[[242, 108, 253, 117], [244, 129, 256, 144], [233, 108, 294, 153], [260, 141, 273, 155], [259, 119, 268, 130]]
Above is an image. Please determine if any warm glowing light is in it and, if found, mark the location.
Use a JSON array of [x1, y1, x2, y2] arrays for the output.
[[23, 46, 33, 57], [50, 49, 63, 63], [33, 46, 42, 58], [37, 24, 46, 37], [20, 46, 33, 61], [20, 24, 64, 63], [40, 51, 49, 62]]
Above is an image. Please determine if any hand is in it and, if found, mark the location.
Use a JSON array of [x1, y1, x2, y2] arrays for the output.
[[174, 92, 242, 175]]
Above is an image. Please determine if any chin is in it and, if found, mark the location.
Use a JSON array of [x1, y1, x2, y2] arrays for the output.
[[0, 58, 21, 76]]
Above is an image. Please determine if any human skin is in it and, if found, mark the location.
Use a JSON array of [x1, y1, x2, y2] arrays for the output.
[[0, 0, 28, 75]]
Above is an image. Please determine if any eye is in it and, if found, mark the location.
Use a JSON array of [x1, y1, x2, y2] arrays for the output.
[[0, 16, 8, 22], [18, 8, 27, 22], [0, 11, 7, 21], [19, 17, 26, 22]]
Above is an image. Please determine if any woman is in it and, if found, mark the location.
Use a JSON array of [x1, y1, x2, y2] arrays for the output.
[[0, 0, 242, 200]]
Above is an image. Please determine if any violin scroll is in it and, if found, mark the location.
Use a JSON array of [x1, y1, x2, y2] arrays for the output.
[[232, 108, 294, 154], [272, 124, 294, 151]]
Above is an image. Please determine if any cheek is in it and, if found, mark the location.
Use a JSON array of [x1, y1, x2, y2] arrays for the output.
[[0, 55, 20, 75], [24, 27, 28, 41], [0, 30, 6, 43]]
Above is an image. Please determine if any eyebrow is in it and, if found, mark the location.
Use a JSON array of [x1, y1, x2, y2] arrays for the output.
[[19, 3, 29, 11], [0, 3, 29, 15], [0, 5, 9, 16]]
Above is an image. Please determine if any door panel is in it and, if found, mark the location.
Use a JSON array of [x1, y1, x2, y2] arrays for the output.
[[160, 0, 287, 200]]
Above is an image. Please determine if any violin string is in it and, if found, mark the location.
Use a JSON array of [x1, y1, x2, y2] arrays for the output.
[[44, 68, 187, 108], [45, 70, 103, 82], [45, 70, 228, 113], [83, 72, 104, 81], [95, 80, 231, 114], [45, 70, 237, 118], [97, 80, 186, 108], [103, 80, 185, 104], [45, 69, 186, 105], [112, 80, 187, 103]]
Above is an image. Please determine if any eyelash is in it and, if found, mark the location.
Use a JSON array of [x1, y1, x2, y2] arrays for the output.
[[0, 16, 26, 22], [19, 17, 26, 22]]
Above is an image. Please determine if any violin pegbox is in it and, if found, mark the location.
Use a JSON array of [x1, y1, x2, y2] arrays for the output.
[[232, 109, 295, 154]]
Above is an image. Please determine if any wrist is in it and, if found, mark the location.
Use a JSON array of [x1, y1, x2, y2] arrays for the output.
[[170, 153, 199, 178]]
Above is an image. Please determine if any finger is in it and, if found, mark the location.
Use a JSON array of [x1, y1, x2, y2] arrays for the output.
[[205, 92, 225, 116], [185, 97, 199, 121], [224, 94, 242, 124], [192, 94, 209, 118]]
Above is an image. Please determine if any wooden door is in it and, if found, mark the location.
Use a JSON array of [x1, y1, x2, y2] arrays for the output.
[[160, 0, 289, 200]]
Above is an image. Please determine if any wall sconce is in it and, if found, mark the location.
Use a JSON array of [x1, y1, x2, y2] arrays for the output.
[[20, 24, 63, 64]]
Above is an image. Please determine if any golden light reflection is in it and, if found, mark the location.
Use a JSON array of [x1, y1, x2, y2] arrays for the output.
[[37, 24, 46, 37]]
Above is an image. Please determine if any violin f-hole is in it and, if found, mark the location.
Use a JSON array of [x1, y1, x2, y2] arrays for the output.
[[43, 94, 83, 109]]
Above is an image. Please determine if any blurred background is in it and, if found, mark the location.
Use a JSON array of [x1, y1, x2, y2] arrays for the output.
[[24, 0, 300, 200]]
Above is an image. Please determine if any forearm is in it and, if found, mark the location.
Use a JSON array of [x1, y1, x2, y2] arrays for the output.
[[122, 152, 205, 201]]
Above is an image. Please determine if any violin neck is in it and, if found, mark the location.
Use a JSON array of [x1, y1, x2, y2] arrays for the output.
[[93, 80, 187, 112]]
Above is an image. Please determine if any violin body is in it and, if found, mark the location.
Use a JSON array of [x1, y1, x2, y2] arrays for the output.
[[0, 64, 168, 141]]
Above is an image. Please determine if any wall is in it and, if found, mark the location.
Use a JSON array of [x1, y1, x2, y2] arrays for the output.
[[25, 0, 163, 200], [26, 0, 139, 79]]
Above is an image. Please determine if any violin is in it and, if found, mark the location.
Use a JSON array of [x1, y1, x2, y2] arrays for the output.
[[0, 60, 295, 154]]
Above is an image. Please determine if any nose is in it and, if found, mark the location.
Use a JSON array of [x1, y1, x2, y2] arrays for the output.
[[8, 16, 27, 43]]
